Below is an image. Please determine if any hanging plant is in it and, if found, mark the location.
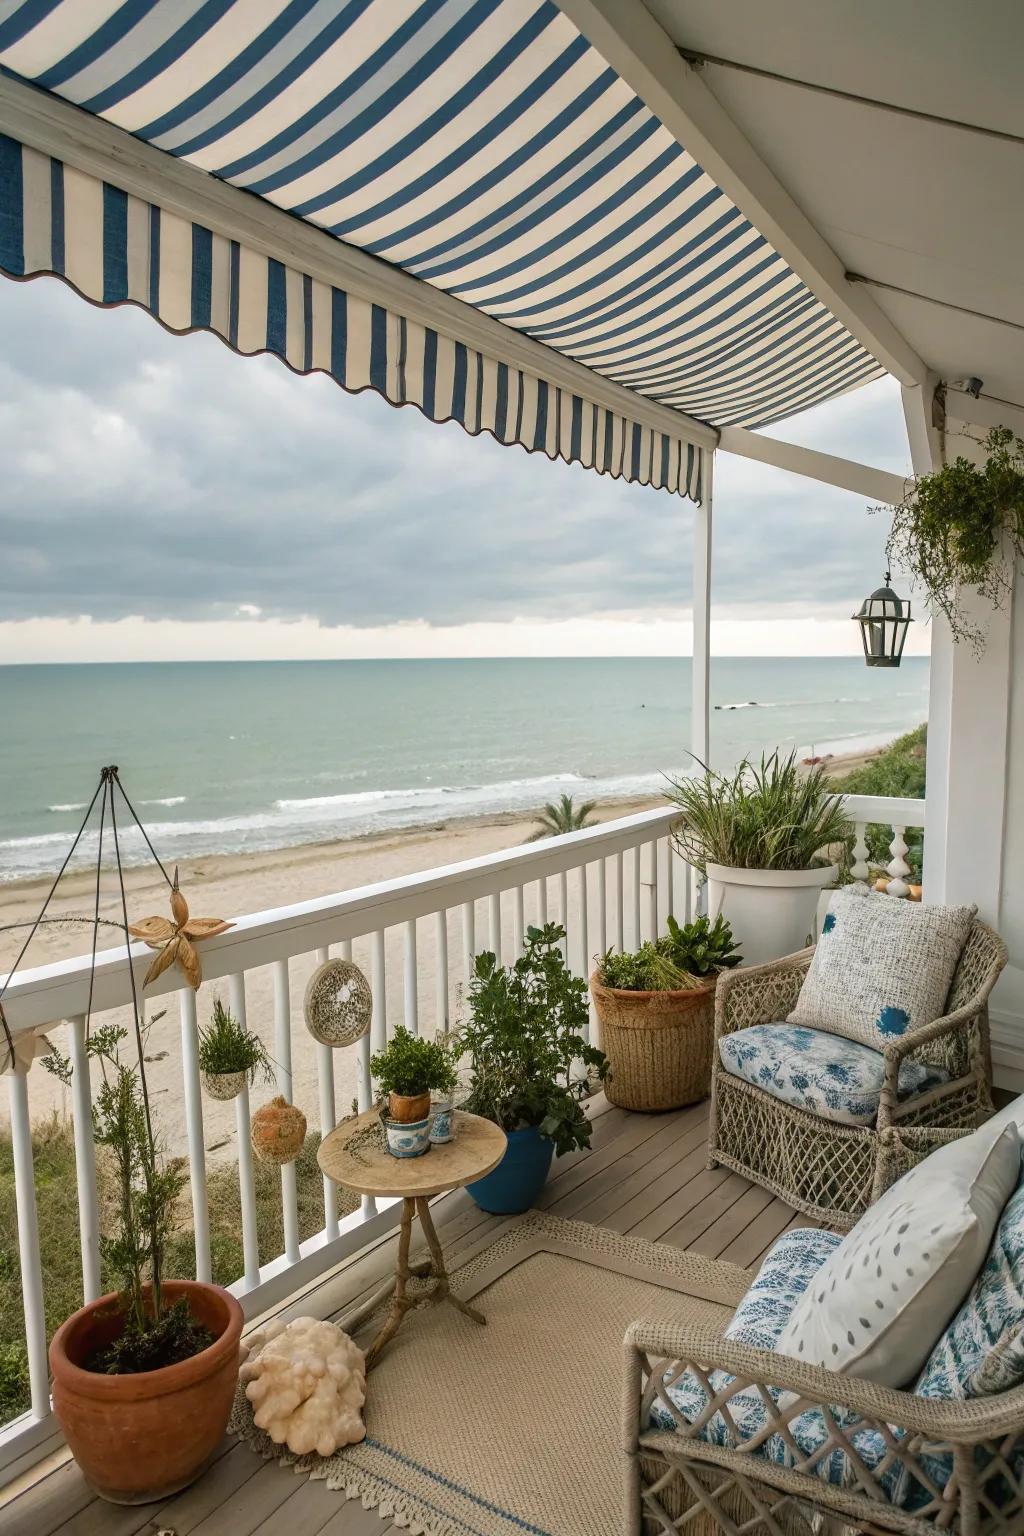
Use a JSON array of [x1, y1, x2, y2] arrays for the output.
[[883, 426, 1024, 653]]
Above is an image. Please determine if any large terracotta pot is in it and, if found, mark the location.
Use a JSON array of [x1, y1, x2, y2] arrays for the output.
[[590, 974, 717, 1111], [49, 1279, 243, 1504]]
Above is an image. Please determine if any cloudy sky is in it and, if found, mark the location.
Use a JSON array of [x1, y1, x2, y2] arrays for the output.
[[0, 274, 923, 663]]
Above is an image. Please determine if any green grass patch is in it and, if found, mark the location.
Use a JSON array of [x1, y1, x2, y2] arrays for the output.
[[0, 1116, 357, 1424]]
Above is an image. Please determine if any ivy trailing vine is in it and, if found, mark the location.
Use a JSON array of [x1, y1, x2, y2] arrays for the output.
[[882, 427, 1024, 654]]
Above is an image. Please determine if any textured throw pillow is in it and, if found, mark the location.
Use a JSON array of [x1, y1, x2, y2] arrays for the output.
[[787, 887, 975, 1048], [773, 1119, 1021, 1389]]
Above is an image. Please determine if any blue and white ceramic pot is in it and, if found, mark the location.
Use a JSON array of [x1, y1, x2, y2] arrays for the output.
[[429, 1100, 454, 1144], [384, 1116, 431, 1158]]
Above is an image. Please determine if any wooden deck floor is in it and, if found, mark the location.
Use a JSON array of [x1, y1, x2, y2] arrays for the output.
[[5, 1098, 808, 1536]]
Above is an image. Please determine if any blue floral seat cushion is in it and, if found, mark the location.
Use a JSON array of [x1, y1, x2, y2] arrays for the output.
[[718, 1023, 950, 1127], [647, 1228, 894, 1489]]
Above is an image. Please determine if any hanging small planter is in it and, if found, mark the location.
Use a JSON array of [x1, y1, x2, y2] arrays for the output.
[[251, 1096, 307, 1165], [882, 425, 1024, 654], [303, 959, 372, 1047]]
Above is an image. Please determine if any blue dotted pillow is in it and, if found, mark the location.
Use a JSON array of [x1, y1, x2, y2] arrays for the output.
[[788, 888, 975, 1049]]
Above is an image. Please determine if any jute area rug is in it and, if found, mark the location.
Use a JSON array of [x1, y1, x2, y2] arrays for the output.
[[230, 1212, 750, 1536]]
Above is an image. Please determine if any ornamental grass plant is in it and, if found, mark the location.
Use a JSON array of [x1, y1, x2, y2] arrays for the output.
[[666, 750, 850, 875]]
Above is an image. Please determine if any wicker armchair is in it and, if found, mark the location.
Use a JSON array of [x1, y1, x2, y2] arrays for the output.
[[707, 919, 1007, 1230], [625, 1311, 1024, 1536]]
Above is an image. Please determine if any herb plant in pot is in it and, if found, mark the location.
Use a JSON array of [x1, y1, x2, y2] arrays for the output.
[[456, 923, 607, 1214], [44, 1025, 243, 1504], [370, 1025, 458, 1157], [198, 997, 273, 1100], [667, 752, 849, 966], [591, 914, 742, 1111]]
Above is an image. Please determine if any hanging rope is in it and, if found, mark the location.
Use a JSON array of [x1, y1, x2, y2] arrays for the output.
[[0, 765, 175, 1073]]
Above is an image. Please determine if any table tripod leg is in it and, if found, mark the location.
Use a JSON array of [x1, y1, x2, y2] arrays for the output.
[[414, 1197, 486, 1326], [365, 1197, 415, 1368]]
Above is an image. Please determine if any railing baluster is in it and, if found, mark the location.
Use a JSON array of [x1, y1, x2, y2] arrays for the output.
[[488, 891, 501, 961], [613, 851, 624, 951], [461, 902, 475, 982], [632, 846, 643, 949], [576, 864, 589, 981], [68, 1013, 101, 1302], [272, 959, 300, 1266], [663, 838, 675, 920], [314, 947, 339, 1241], [850, 821, 871, 890], [537, 875, 548, 925], [371, 930, 387, 1054], [403, 919, 418, 1034], [558, 869, 569, 959], [596, 858, 608, 958], [435, 910, 449, 1033], [646, 839, 658, 940], [887, 825, 911, 898], [228, 972, 260, 1290], [513, 885, 525, 956], [8, 1067, 48, 1418], [343, 937, 375, 1218], [179, 987, 212, 1283]]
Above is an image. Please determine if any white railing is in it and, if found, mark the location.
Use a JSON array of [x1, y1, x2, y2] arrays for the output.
[[0, 790, 926, 1482], [842, 793, 928, 896], [0, 805, 689, 1481]]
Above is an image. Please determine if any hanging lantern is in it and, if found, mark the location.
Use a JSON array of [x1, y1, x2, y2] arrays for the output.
[[853, 573, 913, 668]]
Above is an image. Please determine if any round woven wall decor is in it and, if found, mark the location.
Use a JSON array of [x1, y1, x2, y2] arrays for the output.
[[303, 958, 372, 1047]]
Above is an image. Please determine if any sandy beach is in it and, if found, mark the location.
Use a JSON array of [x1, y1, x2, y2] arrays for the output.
[[2, 743, 883, 1156]]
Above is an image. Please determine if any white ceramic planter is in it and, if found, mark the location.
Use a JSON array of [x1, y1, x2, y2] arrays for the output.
[[705, 863, 839, 967]]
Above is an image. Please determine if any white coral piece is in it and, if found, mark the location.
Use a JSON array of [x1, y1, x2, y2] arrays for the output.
[[238, 1316, 366, 1456]]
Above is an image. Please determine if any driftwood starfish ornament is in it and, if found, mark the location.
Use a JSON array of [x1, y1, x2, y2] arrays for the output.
[[128, 869, 233, 990]]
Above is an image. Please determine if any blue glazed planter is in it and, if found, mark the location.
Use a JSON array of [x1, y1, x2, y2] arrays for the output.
[[466, 1124, 555, 1214]]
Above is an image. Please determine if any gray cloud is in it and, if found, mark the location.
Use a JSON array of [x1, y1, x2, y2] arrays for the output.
[[0, 277, 911, 629]]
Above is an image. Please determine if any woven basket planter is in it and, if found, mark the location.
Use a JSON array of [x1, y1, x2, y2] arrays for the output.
[[590, 973, 716, 1111]]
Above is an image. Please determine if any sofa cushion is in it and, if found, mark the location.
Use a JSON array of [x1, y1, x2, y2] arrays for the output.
[[788, 888, 975, 1049], [648, 1227, 892, 1488], [774, 1119, 1021, 1390], [718, 1023, 950, 1127], [915, 1164, 1024, 1401]]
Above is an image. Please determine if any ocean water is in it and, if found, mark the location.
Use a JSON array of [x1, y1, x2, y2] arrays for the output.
[[0, 657, 929, 881]]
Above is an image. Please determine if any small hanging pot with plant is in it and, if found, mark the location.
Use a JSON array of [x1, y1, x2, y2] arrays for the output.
[[198, 998, 274, 1100], [882, 425, 1024, 655]]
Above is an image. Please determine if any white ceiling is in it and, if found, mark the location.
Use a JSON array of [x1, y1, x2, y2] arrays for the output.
[[643, 0, 1024, 412]]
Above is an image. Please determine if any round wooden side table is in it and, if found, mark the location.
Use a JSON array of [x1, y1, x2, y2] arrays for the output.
[[317, 1107, 507, 1366]]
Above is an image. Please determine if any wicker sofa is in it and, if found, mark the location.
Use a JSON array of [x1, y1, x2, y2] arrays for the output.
[[706, 918, 1007, 1230], [625, 1305, 1024, 1536]]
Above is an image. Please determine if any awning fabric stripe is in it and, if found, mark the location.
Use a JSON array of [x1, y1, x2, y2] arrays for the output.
[[0, 0, 885, 481], [0, 131, 702, 496]]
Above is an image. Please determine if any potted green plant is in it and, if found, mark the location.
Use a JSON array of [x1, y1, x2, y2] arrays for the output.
[[198, 997, 273, 1100], [666, 751, 849, 966], [883, 425, 1024, 654], [370, 1025, 458, 1157], [591, 914, 742, 1111], [44, 1024, 243, 1504], [456, 923, 607, 1214]]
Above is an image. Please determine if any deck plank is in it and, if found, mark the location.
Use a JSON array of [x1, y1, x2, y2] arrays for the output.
[[6, 1101, 805, 1536]]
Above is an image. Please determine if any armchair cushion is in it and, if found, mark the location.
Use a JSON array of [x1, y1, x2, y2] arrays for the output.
[[787, 888, 975, 1049], [648, 1227, 893, 1488], [718, 1023, 950, 1127]]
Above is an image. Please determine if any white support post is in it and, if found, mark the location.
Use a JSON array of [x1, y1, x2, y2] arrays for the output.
[[228, 972, 261, 1290], [8, 1067, 49, 1419], [179, 988, 211, 1283], [692, 451, 713, 768]]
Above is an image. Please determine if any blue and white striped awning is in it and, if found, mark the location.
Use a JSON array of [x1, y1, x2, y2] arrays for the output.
[[0, 0, 886, 500]]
